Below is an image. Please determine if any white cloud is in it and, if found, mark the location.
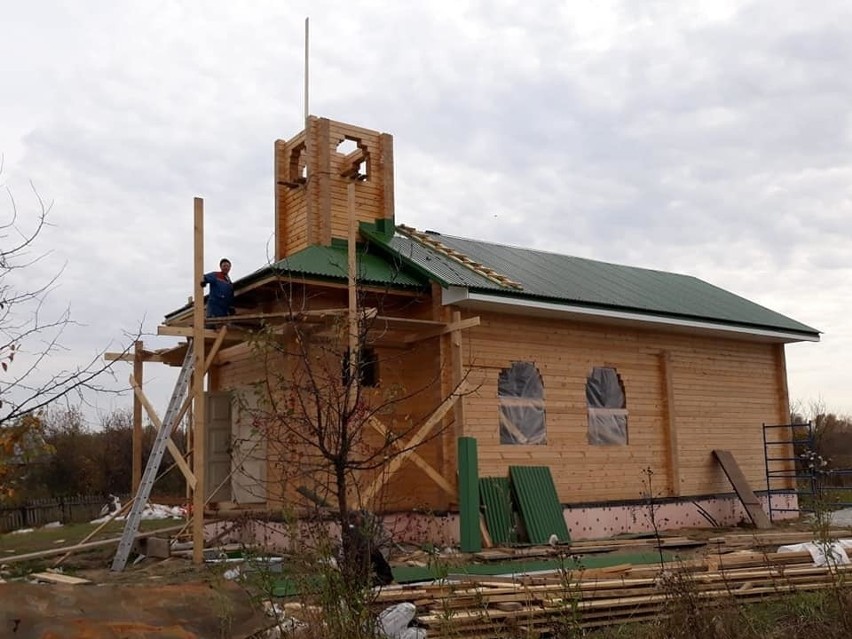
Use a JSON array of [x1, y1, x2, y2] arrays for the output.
[[1, 0, 849, 420]]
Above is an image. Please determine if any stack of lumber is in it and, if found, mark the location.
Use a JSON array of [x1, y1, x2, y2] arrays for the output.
[[706, 529, 851, 550], [473, 535, 704, 561], [374, 552, 852, 637]]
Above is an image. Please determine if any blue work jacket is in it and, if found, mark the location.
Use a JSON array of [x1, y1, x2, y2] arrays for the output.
[[202, 271, 234, 317]]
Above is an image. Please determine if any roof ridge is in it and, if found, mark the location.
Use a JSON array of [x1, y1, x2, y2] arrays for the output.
[[397, 224, 523, 290], [418, 230, 687, 277]]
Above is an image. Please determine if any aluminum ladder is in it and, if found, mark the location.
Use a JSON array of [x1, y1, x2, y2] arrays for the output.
[[111, 341, 195, 571]]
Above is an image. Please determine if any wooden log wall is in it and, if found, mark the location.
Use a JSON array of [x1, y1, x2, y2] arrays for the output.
[[462, 311, 792, 504], [274, 117, 394, 260], [209, 285, 448, 513], [213, 336, 444, 513]]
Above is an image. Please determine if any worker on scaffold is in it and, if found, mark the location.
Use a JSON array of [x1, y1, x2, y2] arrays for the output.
[[200, 258, 235, 322]]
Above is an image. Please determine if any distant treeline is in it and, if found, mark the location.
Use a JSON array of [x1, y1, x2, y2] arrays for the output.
[[3, 406, 186, 505]]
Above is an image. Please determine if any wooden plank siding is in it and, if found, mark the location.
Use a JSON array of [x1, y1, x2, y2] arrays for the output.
[[461, 311, 790, 504]]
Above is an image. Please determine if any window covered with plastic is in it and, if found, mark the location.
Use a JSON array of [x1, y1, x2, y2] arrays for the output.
[[586, 367, 628, 445], [498, 362, 546, 445]]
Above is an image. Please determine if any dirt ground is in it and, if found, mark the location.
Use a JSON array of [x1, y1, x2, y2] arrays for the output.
[[2, 516, 848, 639]]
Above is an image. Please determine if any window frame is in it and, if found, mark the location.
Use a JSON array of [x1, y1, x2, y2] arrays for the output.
[[498, 361, 547, 445], [586, 366, 629, 446]]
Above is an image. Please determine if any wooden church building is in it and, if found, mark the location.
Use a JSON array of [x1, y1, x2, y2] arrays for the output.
[[160, 116, 820, 540]]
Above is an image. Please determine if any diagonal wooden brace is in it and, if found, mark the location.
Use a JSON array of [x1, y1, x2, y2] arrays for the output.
[[361, 380, 469, 504], [367, 416, 455, 499], [130, 375, 197, 490], [123, 327, 230, 492]]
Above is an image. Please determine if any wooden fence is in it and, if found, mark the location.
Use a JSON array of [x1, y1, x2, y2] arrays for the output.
[[0, 495, 130, 534]]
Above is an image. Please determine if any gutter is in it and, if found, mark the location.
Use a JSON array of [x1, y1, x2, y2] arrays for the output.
[[442, 287, 821, 344]]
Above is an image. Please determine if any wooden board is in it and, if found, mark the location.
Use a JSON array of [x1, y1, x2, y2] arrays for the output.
[[30, 572, 91, 585], [712, 449, 772, 529]]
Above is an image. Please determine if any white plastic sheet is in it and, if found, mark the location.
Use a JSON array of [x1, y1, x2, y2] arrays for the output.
[[498, 362, 546, 445], [586, 367, 628, 445], [778, 540, 852, 566]]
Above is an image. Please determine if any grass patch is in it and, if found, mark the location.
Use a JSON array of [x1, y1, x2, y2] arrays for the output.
[[0, 518, 183, 557]]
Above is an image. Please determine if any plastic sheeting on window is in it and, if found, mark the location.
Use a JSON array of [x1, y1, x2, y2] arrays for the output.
[[498, 362, 546, 445], [586, 367, 628, 445]]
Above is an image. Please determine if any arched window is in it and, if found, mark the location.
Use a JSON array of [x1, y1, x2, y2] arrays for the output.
[[498, 362, 546, 445], [586, 367, 628, 445]]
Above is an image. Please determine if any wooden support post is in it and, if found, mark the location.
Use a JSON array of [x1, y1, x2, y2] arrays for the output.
[[132, 340, 144, 493], [192, 197, 206, 564], [775, 343, 790, 424], [774, 343, 794, 487], [186, 378, 193, 505], [347, 182, 358, 387], [451, 310, 466, 440], [660, 351, 680, 496], [457, 436, 481, 553], [434, 283, 452, 510]]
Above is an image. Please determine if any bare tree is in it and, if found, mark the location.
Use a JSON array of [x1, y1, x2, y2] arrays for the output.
[[0, 164, 133, 495], [0, 166, 133, 424], [239, 271, 469, 590]]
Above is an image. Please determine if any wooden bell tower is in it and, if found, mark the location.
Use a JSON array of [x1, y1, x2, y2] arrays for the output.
[[274, 117, 395, 260]]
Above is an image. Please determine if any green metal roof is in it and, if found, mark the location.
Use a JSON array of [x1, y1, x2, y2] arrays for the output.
[[360, 224, 820, 340], [169, 225, 818, 341], [163, 243, 424, 321], [237, 242, 425, 290]]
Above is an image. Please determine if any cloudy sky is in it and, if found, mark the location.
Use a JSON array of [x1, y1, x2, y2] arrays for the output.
[[1, 0, 850, 422]]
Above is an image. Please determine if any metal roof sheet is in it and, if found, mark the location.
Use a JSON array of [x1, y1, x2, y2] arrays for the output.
[[509, 465, 571, 544], [239, 243, 424, 289], [479, 476, 515, 545], [359, 226, 819, 339]]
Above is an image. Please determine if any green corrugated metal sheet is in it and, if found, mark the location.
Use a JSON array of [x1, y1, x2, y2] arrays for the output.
[[479, 477, 514, 545], [509, 466, 571, 544], [257, 243, 423, 288], [164, 242, 425, 321], [458, 437, 481, 553], [359, 224, 820, 340]]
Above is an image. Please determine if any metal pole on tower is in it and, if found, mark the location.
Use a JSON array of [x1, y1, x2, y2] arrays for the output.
[[304, 17, 310, 121]]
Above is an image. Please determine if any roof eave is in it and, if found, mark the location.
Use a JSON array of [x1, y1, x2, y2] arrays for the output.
[[163, 270, 426, 324], [443, 287, 821, 344]]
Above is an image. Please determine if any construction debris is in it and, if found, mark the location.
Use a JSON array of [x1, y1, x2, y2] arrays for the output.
[[373, 548, 852, 637], [29, 571, 91, 585]]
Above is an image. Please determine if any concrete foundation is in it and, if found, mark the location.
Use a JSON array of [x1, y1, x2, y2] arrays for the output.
[[218, 491, 799, 550]]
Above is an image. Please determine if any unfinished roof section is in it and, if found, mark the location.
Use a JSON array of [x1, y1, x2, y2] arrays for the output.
[[274, 117, 394, 261], [360, 224, 821, 343], [163, 242, 425, 324], [239, 242, 424, 290]]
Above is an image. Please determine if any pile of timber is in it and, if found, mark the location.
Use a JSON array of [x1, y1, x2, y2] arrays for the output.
[[473, 535, 705, 561], [706, 529, 852, 550], [375, 551, 852, 637]]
